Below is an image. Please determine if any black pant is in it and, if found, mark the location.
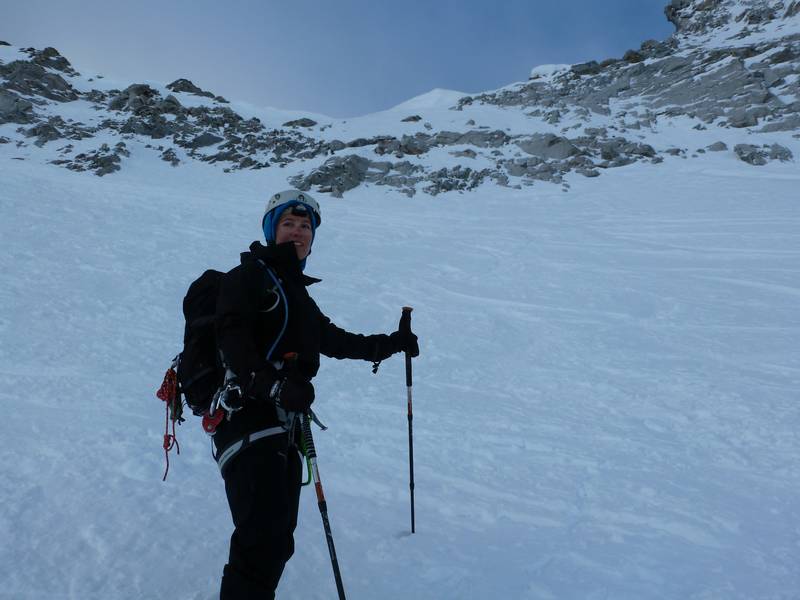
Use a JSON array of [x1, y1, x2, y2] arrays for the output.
[[220, 438, 302, 599]]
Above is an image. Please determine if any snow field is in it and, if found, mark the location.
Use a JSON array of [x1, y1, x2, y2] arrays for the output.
[[1, 151, 799, 599]]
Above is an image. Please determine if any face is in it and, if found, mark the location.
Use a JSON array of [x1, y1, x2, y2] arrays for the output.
[[275, 210, 313, 259]]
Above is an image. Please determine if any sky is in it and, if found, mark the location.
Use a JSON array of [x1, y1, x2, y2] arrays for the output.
[[3, 0, 674, 118]]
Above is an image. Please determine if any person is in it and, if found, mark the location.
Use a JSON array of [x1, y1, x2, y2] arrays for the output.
[[212, 189, 419, 599]]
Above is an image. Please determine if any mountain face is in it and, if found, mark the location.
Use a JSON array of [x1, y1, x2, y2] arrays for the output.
[[0, 0, 797, 197]]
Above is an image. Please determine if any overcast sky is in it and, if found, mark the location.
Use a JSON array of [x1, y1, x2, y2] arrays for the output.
[[4, 1, 674, 118]]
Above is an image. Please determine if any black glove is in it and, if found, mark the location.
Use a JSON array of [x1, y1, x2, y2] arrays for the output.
[[270, 376, 315, 413], [391, 310, 419, 357]]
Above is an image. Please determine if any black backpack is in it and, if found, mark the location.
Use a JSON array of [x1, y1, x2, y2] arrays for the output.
[[176, 269, 225, 416]]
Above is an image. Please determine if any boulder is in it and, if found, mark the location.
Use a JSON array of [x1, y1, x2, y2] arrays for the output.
[[0, 89, 34, 124], [290, 154, 371, 197], [187, 132, 224, 149], [517, 133, 578, 159], [1, 60, 78, 102], [571, 61, 601, 76], [402, 115, 422, 122], [734, 144, 768, 165], [706, 141, 728, 151], [30, 47, 77, 75], [109, 84, 159, 112], [623, 50, 644, 63], [24, 122, 62, 146], [166, 79, 216, 99], [156, 95, 183, 114], [768, 143, 793, 162], [283, 118, 318, 128], [759, 114, 800, 132]]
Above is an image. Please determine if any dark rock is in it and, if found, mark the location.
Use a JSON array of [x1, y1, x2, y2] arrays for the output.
[[68, 144, 124, 176], [290, 154, 371, 197], [576, 168, 600, 177], [768, 143, 793, 161], [346, 137, 378, 148], [326, 140, 346, 153], [0, 41, 10, 46], [1, 60, 79, 102], [517, 133, 578, 159], [114, 142, 130, 157], [161, 148, 180, 166], [706, 141, 728, 151], [759, 114, 800, 132], [571, 61, 601, 76], [767, 45, 799, 64], [119, 114, 174, 139], [0, 89, 35, 124], [451, 149, 477, 159], [187, 132, 224, 149], [157, 95, 183, 114], [727, 108, 759, 128], [24, 122, 62, 146], [734, 144, 768, 165], [402, 115, 422, 122], [109, 84, 159, 112], [283, 118, 317, 128], [454, 130, 509, 147], [166, 79, 216, 99], [623, 50, 644, 63], [85, 89, 109, 104], [423, 165, 492, 195], [29, 47, 78, 75], [786, 1, 800, 18]]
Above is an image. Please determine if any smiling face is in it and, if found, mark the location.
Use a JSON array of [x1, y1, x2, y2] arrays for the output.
[[274, 210, 313, 260]]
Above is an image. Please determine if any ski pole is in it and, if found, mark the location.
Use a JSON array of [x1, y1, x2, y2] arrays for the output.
[[402, 306, 416, 534], [302, 412, 347, 600]]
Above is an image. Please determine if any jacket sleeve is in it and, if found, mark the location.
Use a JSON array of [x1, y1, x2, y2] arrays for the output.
[[316, 305, 396, 362], [215, 262, 271, 379]]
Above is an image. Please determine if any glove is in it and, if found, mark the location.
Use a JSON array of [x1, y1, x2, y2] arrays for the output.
[[391, 310, 419, 357], [270, 376, 315, 413]]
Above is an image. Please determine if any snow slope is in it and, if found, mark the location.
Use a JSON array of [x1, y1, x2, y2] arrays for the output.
[[1, 144, 799, 599]]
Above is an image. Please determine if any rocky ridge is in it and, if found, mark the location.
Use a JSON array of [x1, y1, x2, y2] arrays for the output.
[[0, 0, 797, 196]]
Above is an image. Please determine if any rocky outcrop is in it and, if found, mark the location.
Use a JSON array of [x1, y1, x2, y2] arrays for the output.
[[166, 78, 227, 103], [282, 118, 317, 128], [1, 0, 797, 195], [0, 60, 78, 102], [0, 89, 34, 124], [734, 142, 793, 164]]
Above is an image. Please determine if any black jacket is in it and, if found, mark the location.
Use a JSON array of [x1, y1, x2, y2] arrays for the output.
[[213, 241, 394, 450]]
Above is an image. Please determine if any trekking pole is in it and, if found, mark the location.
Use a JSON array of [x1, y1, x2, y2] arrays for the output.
[[402, 306, 416, 534], [302, 412, 347, 600]]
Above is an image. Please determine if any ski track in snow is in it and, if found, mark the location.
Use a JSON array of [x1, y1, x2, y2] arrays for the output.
[[1, 153, 799, 600]]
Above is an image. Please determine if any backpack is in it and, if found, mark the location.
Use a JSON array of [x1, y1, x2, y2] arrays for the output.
[[177, 269, 225, 416], [156, 261, 287, 479]]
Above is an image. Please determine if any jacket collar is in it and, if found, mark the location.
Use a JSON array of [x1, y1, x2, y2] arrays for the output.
[[242, 241, 321, 286]]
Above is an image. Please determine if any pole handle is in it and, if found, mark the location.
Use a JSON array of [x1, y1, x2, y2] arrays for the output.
[[401, 307, 413, 387]]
